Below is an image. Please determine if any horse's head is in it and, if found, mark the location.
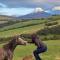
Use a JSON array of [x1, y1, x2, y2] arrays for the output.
[[15, 36, 28, 45]]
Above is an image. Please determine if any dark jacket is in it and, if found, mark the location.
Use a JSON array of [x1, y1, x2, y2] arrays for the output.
[[32, 35, 47, 48]]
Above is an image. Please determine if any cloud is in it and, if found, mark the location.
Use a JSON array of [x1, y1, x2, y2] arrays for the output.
[[34, 7, 44, 12], [52, 6, 60, 10], [0, 0, 60, 16], [31, 0, 47, 3], [0, 0, 60, 9], [5, 0, 60, 4], [0, 8, 34, 16], [49, 0, 60, 2], [0, 3, 7, 8]]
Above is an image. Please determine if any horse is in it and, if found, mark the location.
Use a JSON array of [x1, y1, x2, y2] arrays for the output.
[[0, 35, 27, 60]]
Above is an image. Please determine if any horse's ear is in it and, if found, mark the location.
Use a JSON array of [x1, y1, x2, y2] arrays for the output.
[[16, 35, 21, 41], [12, 35, 18, 40]]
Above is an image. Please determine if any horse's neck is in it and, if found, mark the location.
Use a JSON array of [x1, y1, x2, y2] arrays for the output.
[[3, 39, 17, 52]]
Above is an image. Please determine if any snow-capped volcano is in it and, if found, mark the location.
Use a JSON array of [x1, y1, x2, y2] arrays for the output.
[[18, 8, 51, 19]]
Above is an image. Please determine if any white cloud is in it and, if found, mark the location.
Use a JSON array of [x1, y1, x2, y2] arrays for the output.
[[32, 0, 47, 3], [52, 6, 60, 10], [0, 8, 34, 16], [45, 10, 51, 13], [34, 7, 44, 12], [0, 0, 60, 9], [0, 3, 7, 8], [8, 0, 60, 4]]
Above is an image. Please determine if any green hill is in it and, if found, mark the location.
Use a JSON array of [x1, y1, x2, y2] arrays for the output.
[[0, 15, 60, 43], [0, 15, 15, 21], [0, 19, 47, 37]]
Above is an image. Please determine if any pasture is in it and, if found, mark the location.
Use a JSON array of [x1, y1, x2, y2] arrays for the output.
[[0, 19, 60, 38], [13, 40, 60, 60], [0, 15, 60, 60], [0, 40, 60, 60], [0, 19, 47, 38]]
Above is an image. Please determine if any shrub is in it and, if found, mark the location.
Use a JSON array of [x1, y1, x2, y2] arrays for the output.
[[45, 21, 58, 26]]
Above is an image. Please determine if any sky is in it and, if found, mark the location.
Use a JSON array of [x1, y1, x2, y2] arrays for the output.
[[0, 0, 60, 16]]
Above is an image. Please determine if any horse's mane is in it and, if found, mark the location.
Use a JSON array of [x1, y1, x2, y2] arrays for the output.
[[3, 35, 19, 50]]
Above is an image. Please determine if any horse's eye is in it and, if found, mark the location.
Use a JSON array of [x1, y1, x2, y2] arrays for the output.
[[18, 38, 21, 40]]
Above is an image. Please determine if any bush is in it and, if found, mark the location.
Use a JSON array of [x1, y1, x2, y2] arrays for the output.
[[37, 25, 60, 35], [0, 37, 12, 43], [45, 21, 58, 26]]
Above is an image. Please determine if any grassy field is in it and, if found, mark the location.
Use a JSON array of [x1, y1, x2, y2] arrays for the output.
[[0, 19, 46, 37], [0, 19, 60, 38], [0, 40, 60, 60], [0, 15, 60, 60], [13, 40, 60, 60]]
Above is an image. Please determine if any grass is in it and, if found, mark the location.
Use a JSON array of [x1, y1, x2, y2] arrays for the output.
[[0, 19, 46, 38], [0, 19, 46, 31], [0, 19, 60, 38], [0, 16, 60, 60], [0, 24, 44, 38], [13, 40, 60, 60], [0, 20, 60, 60], [0, 40, 60, 60]]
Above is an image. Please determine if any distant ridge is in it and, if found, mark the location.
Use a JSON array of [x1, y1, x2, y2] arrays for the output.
[[17, 11, 51, 19], [0, 15, 16, 21]]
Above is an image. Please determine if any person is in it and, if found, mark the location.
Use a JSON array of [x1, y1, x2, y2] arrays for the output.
[[31, 33, 47, 60]]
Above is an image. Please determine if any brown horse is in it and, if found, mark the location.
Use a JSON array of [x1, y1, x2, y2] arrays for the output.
[[0, 35, 27, 60]]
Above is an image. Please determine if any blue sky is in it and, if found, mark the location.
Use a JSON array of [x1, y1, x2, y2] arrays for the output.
[[0, 0, 60, 16], [0, 8, 34, 16]]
